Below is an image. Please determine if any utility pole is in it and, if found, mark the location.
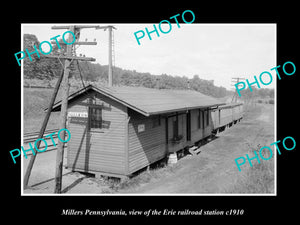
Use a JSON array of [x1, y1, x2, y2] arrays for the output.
[[51, 25, 98, 193], [23, 69, 64, 189], [108, 26, 113, 87], [231, 77, 245, 103], [53, 25, 74, 193], [95, 25, 116, 87], [23, 25, 98, 193], [23, 25, 116, 193]]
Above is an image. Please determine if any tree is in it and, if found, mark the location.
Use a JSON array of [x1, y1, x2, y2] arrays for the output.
[[23, 34, 62, 80], [23, 34, 40, 79], [120, 72, 132, 86], [23, 34, 232, 98], [269, 89, 274, 98]]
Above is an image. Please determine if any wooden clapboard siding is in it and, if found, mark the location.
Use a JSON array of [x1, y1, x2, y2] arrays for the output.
[[190, 109, 203, 143], [233, 105, 240, 120], [211, 109, 220, 130], [204, 109, 213, 137], [128, 111, 166, 173], [239, 105, 244, 118], [189, 109, 212, 142], [235, 104, 243, 120], [67, 91, 127, 175]]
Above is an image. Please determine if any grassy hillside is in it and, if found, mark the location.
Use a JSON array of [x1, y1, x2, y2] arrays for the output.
[[23, 78, 93, 133], [23, 88, 61, 133]]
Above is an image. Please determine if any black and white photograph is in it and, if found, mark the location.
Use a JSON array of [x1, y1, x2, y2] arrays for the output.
[[20, 23, 276, 195], [3, 5, 298, 224]]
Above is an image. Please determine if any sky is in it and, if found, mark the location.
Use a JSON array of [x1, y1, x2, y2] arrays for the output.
[[22, 23, 276, 90]]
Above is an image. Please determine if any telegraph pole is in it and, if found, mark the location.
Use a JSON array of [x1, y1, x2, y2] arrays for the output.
[[23, 69, 64, 189], [96, 25, 116, 87], [231, 77, 245, 103], [53, 25, 74, 193], [23, 25, 98, 193], [108, 26, 113, 87], [23, 25, 116, 193], [51, 25, 98, 193]]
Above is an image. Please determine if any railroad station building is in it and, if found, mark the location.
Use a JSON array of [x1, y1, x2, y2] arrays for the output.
[[51, 84, 243, 179]]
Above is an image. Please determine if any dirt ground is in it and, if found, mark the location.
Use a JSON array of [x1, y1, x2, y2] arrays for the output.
[[121, 103, 275, 194], [23, 103, 275, 194], [23, 150, 112, 194]]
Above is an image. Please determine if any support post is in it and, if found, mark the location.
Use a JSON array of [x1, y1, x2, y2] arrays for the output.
[[108, 26, 113, 87], [23, 24, 97, 193], [231, 77, 245, 103], [23, 68, 64, 189], [54, 26, 74, 194]]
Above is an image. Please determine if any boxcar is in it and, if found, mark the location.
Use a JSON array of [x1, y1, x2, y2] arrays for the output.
[[211, 103, 243, 133]]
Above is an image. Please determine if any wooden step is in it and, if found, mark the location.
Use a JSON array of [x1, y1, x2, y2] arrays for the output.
[[188, 146, 201, 156]]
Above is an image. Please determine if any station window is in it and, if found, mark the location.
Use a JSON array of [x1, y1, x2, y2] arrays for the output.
[[89, 107, 102, 128]]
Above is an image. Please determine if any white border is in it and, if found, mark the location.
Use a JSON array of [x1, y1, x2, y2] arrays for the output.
[[21, 24, 24, 193]]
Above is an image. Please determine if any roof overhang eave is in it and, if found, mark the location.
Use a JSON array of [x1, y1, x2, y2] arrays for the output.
[[146, 103, 226, 116]]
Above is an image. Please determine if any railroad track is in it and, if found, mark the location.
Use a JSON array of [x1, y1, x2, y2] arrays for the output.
[[23, 128, 67, 155]]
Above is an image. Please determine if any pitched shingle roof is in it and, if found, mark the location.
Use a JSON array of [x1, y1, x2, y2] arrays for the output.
[[51, 84, 225, 116]]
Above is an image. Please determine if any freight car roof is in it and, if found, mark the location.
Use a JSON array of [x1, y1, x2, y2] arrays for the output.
[[51, 84, 226, 116], [218, 102, 243, 109]]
